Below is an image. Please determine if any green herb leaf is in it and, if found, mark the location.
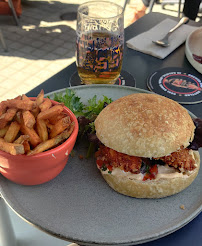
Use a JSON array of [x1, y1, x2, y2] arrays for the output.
[[101, 165, 107, 171], [53, 89, 84, 117], [86, 142, 95, 159], [83, 95, 113, 120], [146, 165, 150, 174], [52, 89, 113, 158]]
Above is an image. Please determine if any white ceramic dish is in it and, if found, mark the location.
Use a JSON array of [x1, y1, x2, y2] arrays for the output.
[[185, 27, 202, 74]]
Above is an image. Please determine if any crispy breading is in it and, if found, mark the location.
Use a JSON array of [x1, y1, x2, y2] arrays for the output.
[[156, 147, 195, 172]]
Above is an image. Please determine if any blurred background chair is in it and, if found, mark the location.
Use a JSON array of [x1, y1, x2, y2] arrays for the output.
[[123, 0, 183, 17], [158, 0, 183, 17], [7, 0, 20, 26], [0, 28, 8, 51], [0, 0, 20, 26], [0, 0, 21, 52]]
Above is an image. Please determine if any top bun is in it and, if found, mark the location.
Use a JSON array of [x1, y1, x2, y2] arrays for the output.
[[95, 93, 195, 158]]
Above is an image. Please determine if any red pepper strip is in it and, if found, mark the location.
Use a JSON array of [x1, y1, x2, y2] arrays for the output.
[[108, 165, 113, 172], [143, 164, 158, 181], [96, 159, 104, 168]]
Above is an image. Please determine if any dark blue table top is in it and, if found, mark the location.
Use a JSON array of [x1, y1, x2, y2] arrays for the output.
[[26, 12, 202, 246]]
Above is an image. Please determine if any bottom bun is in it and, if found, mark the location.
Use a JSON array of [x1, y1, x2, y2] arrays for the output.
[[100, 151, 200, 199]]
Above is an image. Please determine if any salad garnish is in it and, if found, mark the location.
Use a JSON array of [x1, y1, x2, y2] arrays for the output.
[[52, 89, 113, 158]]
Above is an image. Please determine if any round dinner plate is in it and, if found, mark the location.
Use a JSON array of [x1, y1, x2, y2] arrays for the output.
[[0, 85, 201, 246]]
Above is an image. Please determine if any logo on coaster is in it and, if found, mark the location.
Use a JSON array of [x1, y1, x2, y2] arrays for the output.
[[69, 70, 136, 87], [147, 67, 202, 104]]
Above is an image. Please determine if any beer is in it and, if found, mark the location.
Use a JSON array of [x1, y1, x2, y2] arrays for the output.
[[76, 31, 124, 84]]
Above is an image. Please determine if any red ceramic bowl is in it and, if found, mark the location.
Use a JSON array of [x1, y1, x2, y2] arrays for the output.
[[0, 99, 79, 185]]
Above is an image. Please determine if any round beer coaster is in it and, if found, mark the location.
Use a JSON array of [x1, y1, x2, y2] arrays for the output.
[[69, 70, 136, 87], [147, 67, 202, 104]]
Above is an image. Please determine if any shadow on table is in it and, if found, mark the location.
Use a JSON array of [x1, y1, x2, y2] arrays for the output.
[[0, 0, 79, 60]]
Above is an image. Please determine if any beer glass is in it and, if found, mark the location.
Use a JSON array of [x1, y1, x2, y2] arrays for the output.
[[76, 1, 124, 84]]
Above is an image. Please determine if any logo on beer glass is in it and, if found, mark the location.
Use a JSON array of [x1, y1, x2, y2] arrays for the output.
[[76, 1, 124, 84], [78, 19, 120, 33], [76, 32, 123, 84]]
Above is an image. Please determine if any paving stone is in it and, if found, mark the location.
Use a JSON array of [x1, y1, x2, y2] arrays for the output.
[[0, 75, 7, 83], [30, 40, 45, 48], [0, 78, 22, 89], [8, 60, 28, 70], [39, 43, 57, 52], [0, 67, 17, 78], [8, 42, 25, 50], [19, 46, 36, 54], [11, 70, 31, 81]]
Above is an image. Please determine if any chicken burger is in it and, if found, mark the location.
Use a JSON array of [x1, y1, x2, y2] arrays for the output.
[[94, 93, 200, 198]]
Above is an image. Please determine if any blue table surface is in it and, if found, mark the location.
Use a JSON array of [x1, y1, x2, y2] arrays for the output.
[[24, 12, 202, 246]]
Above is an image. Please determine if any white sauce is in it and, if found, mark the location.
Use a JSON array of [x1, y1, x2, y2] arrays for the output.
[[156, 165, 188, 179], [98, 149, 197, 181], [99, 164, 195, 181], [109, 168, 143, 181]]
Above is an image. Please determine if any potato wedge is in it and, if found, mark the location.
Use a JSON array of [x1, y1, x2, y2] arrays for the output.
[[22, 94, 31, 101], [4, 121, 21, 143], [0, 108, 17, 129], [36, 89, 44, 106], [0, 125, 9, 138], [23, 140, 31, 153], [44, 120, 54, 130], [14, 135, 30, 144], [49, 116, 71, 138], [39, 98, 52, 112], [14, 135, 30, 153], [37, 105, 64, 120], [0, 138, 25, 155], [27, 122, 75, 156], [20, 124, 41, 147], [22, 110, 36, 129], [5, 99, 37, 111], [36, 119, 48, 142], [0, 101, 7, 117], [48, 112, 67, 125], [14, 111, 23, 124]]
